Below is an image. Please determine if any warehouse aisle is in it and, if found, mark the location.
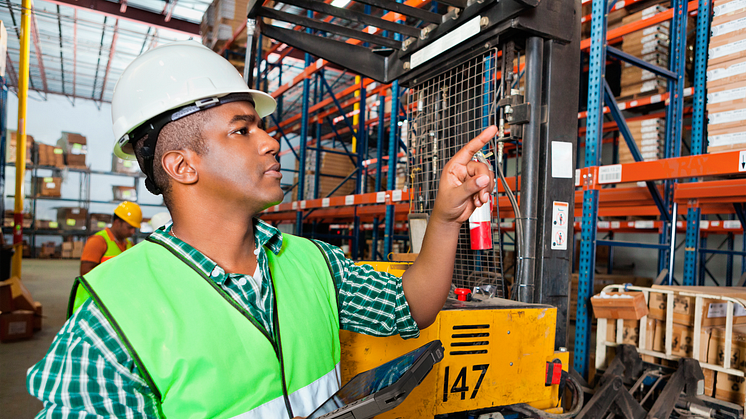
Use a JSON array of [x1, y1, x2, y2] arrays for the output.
[[0, 260, 78, 419]]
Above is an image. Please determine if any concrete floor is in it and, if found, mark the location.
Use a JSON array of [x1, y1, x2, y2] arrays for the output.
[[0, 259, 79, 419]]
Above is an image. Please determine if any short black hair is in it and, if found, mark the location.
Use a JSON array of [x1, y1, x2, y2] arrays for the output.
[[133, 111, 209, 208], [112, 213, 124, 224]]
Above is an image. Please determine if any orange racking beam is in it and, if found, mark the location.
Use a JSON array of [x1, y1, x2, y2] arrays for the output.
[[579, 150, 746, 188], [580, 0, 699, 50], [675, 178, 746, 205], [267, 78, 379, 134]]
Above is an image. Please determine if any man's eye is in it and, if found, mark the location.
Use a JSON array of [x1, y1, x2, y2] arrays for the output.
[[235, 128, 248, 135]]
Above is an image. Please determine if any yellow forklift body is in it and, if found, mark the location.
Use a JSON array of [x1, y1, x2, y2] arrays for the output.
[[339, 262, 568, 417]]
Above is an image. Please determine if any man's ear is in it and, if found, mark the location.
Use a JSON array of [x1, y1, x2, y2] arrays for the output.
[[161, 149, 199, 186]]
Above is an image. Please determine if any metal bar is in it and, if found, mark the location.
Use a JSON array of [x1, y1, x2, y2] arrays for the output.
[[660, 0, 689, 275], [734, 203, 746, 231], [606, 46, 677, 79], [282, 0, 421, 38], [90, 18, 107, 99], [269, 114, 299, 161], [296, 19, 313, 236], [42, 0, 200, 35], [728, 230, 734, 286], [4, 0, 35, 91], [351, 0, 441, 24], [668, 202, 678, 285], [244, 19, 259, 87], [596, 240, 670, 250], [603, 80, 669, 221], [683, 207, 701, 285], [12, 0, 31, 278], [575, 0, 608, 379], [699, 248, 746, 256], [29, 4, 48, 93], [98, 19, 119, 103], [260, 7, 403, 49], [517, 36, 543, 304], [319, 75, 359, 145], [56, 5, 66, 96]]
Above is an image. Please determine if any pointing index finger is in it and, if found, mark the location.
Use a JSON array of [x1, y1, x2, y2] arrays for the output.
[[450, 126, 498, 166]]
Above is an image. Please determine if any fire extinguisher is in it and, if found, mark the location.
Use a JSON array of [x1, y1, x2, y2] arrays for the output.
[[469, 151, 493, 250]]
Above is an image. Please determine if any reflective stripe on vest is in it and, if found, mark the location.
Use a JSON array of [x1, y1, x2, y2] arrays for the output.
[[94, 228, 133, 262], [69, 234, 341, 418]]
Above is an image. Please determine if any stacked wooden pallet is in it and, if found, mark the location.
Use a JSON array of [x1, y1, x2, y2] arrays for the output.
[[618, 5, 670, 99], [618, 118, 665, 163], [707, 0, 746, 153]]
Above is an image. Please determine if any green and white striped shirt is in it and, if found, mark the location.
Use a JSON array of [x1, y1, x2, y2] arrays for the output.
[[27, 219, 419, 418]]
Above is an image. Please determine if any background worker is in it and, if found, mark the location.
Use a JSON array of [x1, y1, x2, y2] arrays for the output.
[[79, 201, 142, 275], [28, 42, 495, 418]]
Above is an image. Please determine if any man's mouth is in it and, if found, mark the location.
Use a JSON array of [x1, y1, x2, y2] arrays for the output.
[[265, 163, 282, 179]]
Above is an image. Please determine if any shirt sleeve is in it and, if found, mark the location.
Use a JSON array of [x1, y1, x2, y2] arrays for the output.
[[313, 240, 420, 339], [80, 235, 107, 263], [27, 299, 160, 418]]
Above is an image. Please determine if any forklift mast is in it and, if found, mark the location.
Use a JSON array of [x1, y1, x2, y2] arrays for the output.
[[247, 0, 581, 350]]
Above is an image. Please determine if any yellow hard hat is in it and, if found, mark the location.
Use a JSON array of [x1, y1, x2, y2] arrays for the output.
[[114, 201, 143, 228]]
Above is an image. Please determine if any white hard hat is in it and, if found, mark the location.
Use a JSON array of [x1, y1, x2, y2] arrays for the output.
[[111, 40, 276, 161]]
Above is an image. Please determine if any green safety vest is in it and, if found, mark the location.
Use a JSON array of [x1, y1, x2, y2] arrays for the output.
[[94, 228, 133, 262], [68, 234, 341, 419]]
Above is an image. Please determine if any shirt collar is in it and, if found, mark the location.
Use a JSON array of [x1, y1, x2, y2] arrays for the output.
[[149, 218, 284, 279]]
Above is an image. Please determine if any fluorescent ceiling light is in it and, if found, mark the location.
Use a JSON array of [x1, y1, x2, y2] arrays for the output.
[[331, 0, 351, 7]]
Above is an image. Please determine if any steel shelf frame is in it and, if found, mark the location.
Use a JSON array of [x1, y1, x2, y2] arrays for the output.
[[574, 0, 700, 379], [248, 25, 399, 259]]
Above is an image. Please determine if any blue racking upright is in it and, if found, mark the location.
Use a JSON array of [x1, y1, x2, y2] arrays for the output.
[[573, 0, 705, 378]]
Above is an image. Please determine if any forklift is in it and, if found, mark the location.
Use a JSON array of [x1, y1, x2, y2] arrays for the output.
[[247, 0, 740, 417]]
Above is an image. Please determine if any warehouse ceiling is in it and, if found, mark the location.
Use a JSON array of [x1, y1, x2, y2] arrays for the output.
[[0, 0, 209, 104]]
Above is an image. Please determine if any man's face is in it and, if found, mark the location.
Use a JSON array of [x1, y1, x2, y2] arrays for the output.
[[113, 219, 136, 240], [195, 101, 283, 212]]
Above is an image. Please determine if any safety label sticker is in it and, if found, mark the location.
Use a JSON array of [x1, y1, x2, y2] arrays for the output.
[[551, 201, 569, 250], [598, 164, 622, 184], [376, 191, 387, 203], [322, 198, 330, 208], [392, 190, 403, 202], [740, 150, 746, 172], [345, 195, 355, 205]]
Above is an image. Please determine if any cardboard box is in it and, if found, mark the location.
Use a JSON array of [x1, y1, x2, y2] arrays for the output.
[[112, 186, 137, 202], [0, 281, 13, 312], [7, 130, 34, 165], [621, 5, 668, 25], [57, 207, 87, 231], [58, 132, 87, 168], [592, 292, 649, 320], [648, 291, 696, 325], [39, 242, 56, 259], [710, 325, 746, 403], [36, 143, 65, 167], [33, 176, 62, 198], [708, 103, 746, 131], [112, 155, 140, 175], [704, 368, 715, 397], [652, 320, 710, 360], [4, 277, 35, 311], [619, 79, 667, 99], [72, 241, 84, 259], [713, 0, 746, 26], [707, 126, 746, 153], [709, 30, 746, 66], [61, 241, 73, 259], [32, 301, 42, 331], [707, 80, 746, 112], [89, 213, 112, 231], [0, 310, 34, 342]]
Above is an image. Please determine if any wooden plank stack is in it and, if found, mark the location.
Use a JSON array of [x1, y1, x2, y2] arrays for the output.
[[618, 118, 665, 163], [707, 0, 746, 153], [618, 5, 670, 100]]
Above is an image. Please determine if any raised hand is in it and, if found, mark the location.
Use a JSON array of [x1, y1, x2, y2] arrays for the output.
[[431, 126, 497, 225]]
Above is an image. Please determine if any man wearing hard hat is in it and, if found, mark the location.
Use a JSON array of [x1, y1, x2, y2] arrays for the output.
[[28, 42, 496, 418], [79, 201, 142, 275]]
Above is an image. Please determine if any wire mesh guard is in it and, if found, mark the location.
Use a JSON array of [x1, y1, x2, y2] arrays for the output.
[[406, 49, 506, 297]]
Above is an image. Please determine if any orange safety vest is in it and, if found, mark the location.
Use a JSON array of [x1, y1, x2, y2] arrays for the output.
[[94, 228, 133, 262]]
